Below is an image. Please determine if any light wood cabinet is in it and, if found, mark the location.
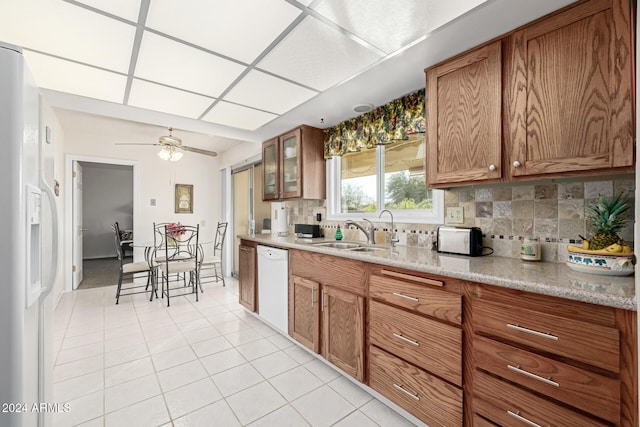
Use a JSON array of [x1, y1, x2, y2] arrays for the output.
[[466, 282, 637, 427], [322, 285, 365, 381], [262, 125, 325, 201], [238, 242, 256, 312], [289, 275, 320, 352], [506, 0, 634, 178], [426, 41, 502, 186], [425, 0, 634, 188], [289, 250, 366, 382], [369, 346, 463, 427], [368, 266, 464, 426]]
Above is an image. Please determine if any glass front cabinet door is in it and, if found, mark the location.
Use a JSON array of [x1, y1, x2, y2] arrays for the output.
[[280, 128, 302, 199], [262, 138, 279, 200]]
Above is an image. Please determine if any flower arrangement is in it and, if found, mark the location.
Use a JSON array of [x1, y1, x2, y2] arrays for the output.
[[167, 222, 186, 241]]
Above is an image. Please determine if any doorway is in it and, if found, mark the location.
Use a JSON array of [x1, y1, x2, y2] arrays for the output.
[[64, 155, 139, 292], [231, 162, 270, 277]]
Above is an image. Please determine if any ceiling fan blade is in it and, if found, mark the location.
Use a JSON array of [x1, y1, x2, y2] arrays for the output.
[[115, 142, 162, 146], [182, 146, 218, 157]]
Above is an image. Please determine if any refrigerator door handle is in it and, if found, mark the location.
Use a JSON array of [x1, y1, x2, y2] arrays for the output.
[[39, 176, 58, 299]]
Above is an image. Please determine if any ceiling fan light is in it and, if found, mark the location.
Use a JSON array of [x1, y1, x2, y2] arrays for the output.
[[170, 151, 184, 161], [158, 148, 171, 160]]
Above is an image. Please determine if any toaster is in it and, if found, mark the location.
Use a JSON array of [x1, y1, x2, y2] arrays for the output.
[[436, 226, 484, 256]]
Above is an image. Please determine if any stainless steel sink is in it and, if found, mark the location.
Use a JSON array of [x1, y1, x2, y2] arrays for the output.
[[348, 246, 385, 253], [313, 242, 361, 250]]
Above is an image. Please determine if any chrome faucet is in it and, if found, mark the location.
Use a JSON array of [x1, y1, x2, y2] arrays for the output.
[[345, 219, 375, 245], [379, 209, 399, 247]]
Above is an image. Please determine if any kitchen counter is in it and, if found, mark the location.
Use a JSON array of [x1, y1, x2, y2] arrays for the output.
[[241, 234, 637, 311]]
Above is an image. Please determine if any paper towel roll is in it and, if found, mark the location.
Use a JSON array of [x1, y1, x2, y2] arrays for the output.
[[273, 207, 289, 234]]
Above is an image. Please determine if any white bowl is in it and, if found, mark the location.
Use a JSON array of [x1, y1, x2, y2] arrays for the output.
[[566, 249, 635, 276]]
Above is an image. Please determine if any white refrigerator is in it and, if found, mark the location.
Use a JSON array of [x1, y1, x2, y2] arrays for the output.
[[0, 42, 59, 427]]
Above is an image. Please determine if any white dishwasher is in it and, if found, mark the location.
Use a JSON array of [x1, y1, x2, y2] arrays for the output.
[[257, 245, 288, 334]]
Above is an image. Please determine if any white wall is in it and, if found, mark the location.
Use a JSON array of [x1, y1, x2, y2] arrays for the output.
[[58, 111, 222, 290], [41, 104, 66, 306], [82, 163, 133, 259]]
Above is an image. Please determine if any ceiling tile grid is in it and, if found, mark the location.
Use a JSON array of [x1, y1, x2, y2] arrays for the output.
[[0, 0, 496, 134], [134, 32, 247, 98]]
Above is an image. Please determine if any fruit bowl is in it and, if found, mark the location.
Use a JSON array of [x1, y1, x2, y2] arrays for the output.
[[566, 245, 635, 276]]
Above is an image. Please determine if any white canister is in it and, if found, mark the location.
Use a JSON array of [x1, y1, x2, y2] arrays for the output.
[[520, 238, 541, 261]]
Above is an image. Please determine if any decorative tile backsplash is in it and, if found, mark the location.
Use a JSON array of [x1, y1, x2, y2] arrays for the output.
[[282, 176, 635, 263]]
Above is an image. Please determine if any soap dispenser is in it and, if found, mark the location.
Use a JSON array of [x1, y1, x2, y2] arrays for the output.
[[335, 225, 343, 240]]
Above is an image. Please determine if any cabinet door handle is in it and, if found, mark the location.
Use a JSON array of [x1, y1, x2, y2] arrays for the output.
[[507, 323, 558, 341], [513, 160, 522, 168], [488, 164, 497, 171], [392, 333, 419, 346], [507, 364, 559, 387], [507, 410, 541, 427], [321, 289, 326, 312], [392, 292, 419, 302], [393, 383, 420, 401], [311, 286, 316, 307]]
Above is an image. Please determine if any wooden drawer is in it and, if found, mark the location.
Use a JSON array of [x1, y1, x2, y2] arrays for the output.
[[474, 335, 620, 424], [369, 300, 462, 385], [369, 273, 461, 324], [474, 370, 606, 427], [369, 346, 462, 427], [474, 299, 620, 372]]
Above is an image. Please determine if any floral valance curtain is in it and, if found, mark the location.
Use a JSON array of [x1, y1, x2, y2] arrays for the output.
[[323, 89, 425, 158]]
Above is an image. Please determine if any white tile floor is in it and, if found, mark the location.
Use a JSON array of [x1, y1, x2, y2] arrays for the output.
[[52, 278, 421, 427]]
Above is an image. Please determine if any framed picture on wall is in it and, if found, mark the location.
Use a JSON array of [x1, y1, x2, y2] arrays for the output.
[[175, 184, 193, 214]]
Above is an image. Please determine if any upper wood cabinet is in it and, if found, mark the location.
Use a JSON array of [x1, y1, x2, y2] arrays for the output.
[[426, 41, 503, 186], [506, 0, 634, 178], [262, 125, 325, 201], [425, 0, 634, 188]]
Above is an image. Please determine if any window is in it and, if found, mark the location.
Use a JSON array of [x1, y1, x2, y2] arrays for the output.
[[327, 134, 444, 223]]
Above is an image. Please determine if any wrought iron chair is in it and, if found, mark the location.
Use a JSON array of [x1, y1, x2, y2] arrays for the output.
[[112, 222, 154, 304], [156, 223, 200, 306], [198, 222, 228, 287]]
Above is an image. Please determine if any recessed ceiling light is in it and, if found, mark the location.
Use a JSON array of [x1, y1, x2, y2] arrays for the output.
[[353, 103, 374, 113]]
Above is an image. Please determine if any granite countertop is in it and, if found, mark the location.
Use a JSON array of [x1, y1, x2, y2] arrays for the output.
[[241, 234, 637, 311]]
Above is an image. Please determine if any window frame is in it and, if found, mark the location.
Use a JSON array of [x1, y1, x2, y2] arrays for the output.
[[326, 146, 445, 224]]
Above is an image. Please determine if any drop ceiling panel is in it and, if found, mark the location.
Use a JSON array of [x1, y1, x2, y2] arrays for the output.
[[313, 0, 487, 54], [225, 70, 317, 115], [128, 79, 214, 118], [135, 32, 246, 97], [73, 0, 142, 22], [23, 51, 127, 103], [146, 0, 302, 64], [0, 0, 135, 73], [202, 102, 278, 130], [258, 16, 382, 91]]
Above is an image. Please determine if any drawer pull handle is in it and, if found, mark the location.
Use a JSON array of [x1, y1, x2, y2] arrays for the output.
[[392, 292, 419, 302], [393, 333, 419, 346], [381, 269, 443, 287], [507, 364, 559, 388], [507, 323, 558, 341], [393, 383, 420, 401], [507, 410, 541, 427]]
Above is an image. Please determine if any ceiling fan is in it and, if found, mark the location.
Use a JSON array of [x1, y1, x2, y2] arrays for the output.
[[116, 127, 218, 160]]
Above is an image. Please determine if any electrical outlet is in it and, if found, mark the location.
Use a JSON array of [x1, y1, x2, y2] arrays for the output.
[[447, 207, 464, 224]]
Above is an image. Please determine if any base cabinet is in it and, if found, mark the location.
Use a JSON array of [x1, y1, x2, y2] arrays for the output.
[[322, 285, 365, 381], [466, 282, 637, 427], [238, 243, 256, 312], [288, 250, 367, 382]]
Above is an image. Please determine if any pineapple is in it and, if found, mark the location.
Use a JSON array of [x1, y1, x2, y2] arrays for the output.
[[586, 193, 631, 250]]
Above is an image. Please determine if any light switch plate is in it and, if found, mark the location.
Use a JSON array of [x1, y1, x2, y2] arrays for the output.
[[447, 207, 464, 224]]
